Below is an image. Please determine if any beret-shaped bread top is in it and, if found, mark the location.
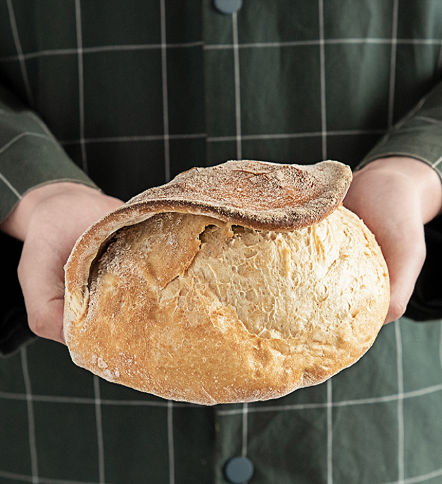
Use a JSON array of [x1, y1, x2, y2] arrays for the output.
[[127, 159, 352, 231], [63, 160, 389, 405]]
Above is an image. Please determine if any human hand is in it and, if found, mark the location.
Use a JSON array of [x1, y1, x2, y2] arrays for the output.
[[343, 157, 442, 324], [0, 183, 124, 344]]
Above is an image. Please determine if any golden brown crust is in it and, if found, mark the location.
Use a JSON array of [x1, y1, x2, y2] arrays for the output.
[[127, 159, 352, 231], [64, 160, 352, 314], [63, 160, 389, 405]]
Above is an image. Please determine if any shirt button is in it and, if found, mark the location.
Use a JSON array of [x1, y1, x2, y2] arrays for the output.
[[214, 0, 243, 14], [224, 457, 255, 483]]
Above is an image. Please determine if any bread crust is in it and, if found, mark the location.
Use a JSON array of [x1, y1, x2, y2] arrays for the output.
[[63, 160, 389, 405]]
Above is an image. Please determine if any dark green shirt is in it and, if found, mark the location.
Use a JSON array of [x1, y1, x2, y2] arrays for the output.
[[1, 1, 442, 483]]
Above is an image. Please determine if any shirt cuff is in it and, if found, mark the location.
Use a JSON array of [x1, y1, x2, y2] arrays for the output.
[[0, 87, 97, 223], [357, 82, 442, 182]]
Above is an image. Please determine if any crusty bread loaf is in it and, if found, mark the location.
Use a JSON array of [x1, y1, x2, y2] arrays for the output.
[[64, 160, 389, 405]]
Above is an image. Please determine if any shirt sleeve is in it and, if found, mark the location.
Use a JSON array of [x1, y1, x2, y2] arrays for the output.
[[0, 84, 97, 355], [359, 81, 442, 321], [0, 84, 97, 224], [358, 81, 442, 180]]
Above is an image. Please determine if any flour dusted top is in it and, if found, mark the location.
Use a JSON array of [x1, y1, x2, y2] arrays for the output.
[[126, 160, 352, 231]]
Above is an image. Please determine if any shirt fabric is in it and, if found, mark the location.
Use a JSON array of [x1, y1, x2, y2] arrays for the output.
[[1, 1, 442, 483]]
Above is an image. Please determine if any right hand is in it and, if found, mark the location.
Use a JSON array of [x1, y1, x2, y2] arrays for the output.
[[343, 157, 442, 323], [0, 183, 124, 344]]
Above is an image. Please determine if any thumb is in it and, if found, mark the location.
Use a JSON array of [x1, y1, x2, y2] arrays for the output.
[[379, 223, 426, 324], [18, 232, 67, 344]]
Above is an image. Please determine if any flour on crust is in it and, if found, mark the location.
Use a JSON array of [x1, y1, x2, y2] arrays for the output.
[[63, 160, 389, 405]]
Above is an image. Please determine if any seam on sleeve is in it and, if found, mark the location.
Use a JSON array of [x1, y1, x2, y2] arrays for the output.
[[0, 171, 22, 200], [0, 131, 53, 157]]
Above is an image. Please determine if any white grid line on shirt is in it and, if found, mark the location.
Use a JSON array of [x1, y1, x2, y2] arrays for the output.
[[75, 0, 87, 173], [241, 402, 248, 458], [440, 321, 442, 372], [204, 38, 442, 50], [0, 469, 103, 484], [326, 380, 333, 484], [0, 391, 192, 406], [21, 347, 39, 484], [160, 0, 171, 184], [383, 466, 442, 484], [412, 115, 442, 126], [167, 400, 175, 484], [388, 0, 399, 129], [56, 128, 386, 148], [0, 130, 79, 170], [217, 381, 442, 416], [2, 465, 442, 484], [0, 169, 22, 199], [93, 377, 105, 484], [2, 381, 441, 413], [318, 3, 332, 481], [232, 12, 248, 459], [318, 0, 327, 161], [0, 170, 21, 199], [432, 152, 442, 169], [395, 320, 405, 484], [0, 42, 204, 63], [59, 133, 207, 145], [83, 41, 205, 53], [0, 131, 52, 156], [5, 0, 34, 107], [232, 12, 242, 161], [2, 37, 442, 63], [207, 129, 386, 142], [432, 155, 442, 169], [159, 3, 174, 479]]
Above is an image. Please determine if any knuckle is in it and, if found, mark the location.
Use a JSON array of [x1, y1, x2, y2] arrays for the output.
[[27, 308, 51, 339], [27, 301, 64, 343], [388, 299, 408, 322]]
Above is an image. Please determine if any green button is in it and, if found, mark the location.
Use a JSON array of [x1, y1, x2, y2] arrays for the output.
[[214, 0, 243, 14], [224, 457, 254, 483]]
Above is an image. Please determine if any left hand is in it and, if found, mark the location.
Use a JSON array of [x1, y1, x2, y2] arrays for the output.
[[343, 156, 442, 324], [0, 182, 124, 344]]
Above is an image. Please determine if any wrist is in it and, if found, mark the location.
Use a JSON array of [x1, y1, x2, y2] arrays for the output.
[[358, 157, 442, 224], [0, 182, 101, 241]]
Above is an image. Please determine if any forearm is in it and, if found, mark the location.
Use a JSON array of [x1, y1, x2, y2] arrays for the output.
[[353, 156, 442, 224], [0, 182, 103, 241]]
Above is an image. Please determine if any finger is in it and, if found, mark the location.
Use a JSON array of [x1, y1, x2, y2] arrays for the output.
[[379, 225, 426, 324], [18, 236, 67, 344], [28, 298, 66, 344]]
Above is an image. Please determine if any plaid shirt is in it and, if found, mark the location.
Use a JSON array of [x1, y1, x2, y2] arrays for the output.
[[1, 1, 442, 483]]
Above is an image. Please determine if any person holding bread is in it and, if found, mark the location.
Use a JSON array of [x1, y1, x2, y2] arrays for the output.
[[1, 1, 442, 483]]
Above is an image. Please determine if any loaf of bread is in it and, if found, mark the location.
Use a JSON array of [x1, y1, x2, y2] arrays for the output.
[[64, 160, 389, 405]]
